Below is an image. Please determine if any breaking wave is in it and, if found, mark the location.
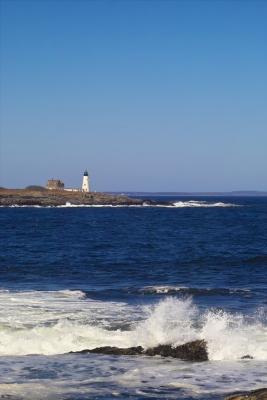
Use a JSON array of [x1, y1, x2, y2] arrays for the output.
[[0, 290, 265, 361], [137, 286, 252, 296], [172, 200, 239, 208]]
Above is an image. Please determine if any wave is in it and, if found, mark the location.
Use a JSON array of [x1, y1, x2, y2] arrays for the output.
[[172, 200, 239, 208], [0, 204, 46, 208], [137, 286, 252, 296], [58, 203, 129, 208], [0, 291, 265, 360]]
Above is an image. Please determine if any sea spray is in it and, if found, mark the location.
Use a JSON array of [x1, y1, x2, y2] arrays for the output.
[[0, 292, 266, 359], [134, 297, 198, 348], [201, 309, 267, 361]]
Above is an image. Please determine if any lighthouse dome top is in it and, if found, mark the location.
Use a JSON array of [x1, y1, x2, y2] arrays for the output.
[[83, 170, 89, 177]]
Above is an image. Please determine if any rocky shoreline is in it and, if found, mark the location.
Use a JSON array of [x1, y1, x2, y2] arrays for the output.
[[0, 188, 161, 207], [69, 341, 266, 399], [69, 339, 209, 362]]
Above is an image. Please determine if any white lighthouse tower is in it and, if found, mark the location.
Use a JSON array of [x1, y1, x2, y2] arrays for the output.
[[82, 170, 90, 192]]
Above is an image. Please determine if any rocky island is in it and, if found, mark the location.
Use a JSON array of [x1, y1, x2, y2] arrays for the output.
[[0, 188, 159, 207]]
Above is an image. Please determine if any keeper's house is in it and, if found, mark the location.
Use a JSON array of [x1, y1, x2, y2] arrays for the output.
[[46, 179, 65, 190]]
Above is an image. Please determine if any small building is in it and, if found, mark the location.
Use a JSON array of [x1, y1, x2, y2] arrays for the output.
[[46, 179, 64, 190]]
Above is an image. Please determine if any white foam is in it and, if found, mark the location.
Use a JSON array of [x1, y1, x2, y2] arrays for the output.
[[201, 309, 267, 360], [0, 288, 141, 332], [57, 203, 127, 208], [0, 291, 265, 360], [140, 285, 251, 295], [141, 285, 189, 294], [134, 297, 198, 348], [172, 200, 238, 208], [0, 204, 45, 208], [0, 354, 266, 399]]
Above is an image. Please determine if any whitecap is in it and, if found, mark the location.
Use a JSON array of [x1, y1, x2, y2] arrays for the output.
[[0, 292, 266, 360], [172, 200, 239, 208]]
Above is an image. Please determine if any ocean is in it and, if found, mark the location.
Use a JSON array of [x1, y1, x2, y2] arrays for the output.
[[0, 196, 266, 399]]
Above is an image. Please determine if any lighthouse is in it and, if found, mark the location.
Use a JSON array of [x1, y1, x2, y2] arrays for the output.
[[82, 170, 90, 192]]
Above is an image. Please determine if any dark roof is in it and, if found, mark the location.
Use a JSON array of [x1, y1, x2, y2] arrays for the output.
[[84, 170, 88, 176]]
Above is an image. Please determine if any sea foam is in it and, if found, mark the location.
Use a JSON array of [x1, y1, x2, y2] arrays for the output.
[[172, 200, 238, 208], [0, 291, 265, 360]]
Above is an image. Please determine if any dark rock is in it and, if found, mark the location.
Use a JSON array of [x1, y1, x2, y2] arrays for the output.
[[75, 346, 144, 356], [225, 388, 267, 400], [145, 339, 208, 361], [70, 340, 208, 361], [241, 354, 254, 359]]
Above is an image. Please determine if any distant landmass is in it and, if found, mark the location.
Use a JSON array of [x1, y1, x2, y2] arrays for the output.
[[111, 191, 267, 197]]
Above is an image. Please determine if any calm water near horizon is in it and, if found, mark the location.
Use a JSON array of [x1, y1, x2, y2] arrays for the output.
[[0, 196, 266, 399]]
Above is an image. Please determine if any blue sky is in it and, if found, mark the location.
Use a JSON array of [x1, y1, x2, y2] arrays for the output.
[[1, 0, 266, 191]]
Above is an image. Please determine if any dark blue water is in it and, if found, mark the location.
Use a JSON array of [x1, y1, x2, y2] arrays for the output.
[[0, 196, 266, 399], [1, 197, 266, 311]]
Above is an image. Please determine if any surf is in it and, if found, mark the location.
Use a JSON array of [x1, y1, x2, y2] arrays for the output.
[[0, 291, 265, 360]]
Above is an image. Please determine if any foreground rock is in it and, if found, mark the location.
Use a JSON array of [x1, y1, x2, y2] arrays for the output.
[[76, 346, 144, 356], [145, 340, 208, 361], [70, 340, 209, 362], [225, 388, 267, 400], [0, 188, 161, 207]]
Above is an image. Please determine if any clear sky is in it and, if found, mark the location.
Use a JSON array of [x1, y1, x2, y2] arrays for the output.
[[1, 0, 266, 191]]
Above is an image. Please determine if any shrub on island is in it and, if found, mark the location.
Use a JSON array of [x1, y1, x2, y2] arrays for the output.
[[25, 185, 47, 191]]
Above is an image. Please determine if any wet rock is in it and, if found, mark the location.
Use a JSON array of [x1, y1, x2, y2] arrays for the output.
[[78, 346, 144, 356], [241, 354, 254, 359], [70, 340, 208, 361], [145, 339, 208, 361], [225, 388, 267, 400]]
